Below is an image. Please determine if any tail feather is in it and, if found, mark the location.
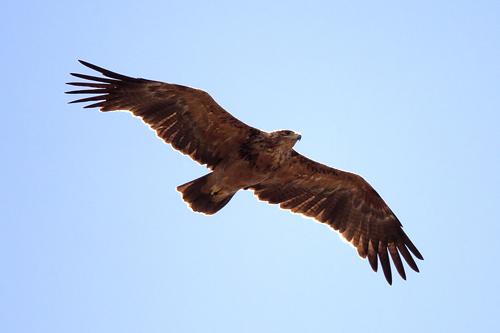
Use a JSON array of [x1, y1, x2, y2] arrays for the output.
[[177, 174, 235, 215]]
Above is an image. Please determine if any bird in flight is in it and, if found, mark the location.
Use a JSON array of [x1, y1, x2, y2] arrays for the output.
[[66, 60, 423, 284]]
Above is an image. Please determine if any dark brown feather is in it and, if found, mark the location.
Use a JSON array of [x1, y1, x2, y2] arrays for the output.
[[251, 150, 423, 284], [367, 239, 379, 272], [78, 60, 135, 81], [66, 82, 109, 88], [397, 241, 419, 272], [70, 72, 117, 83], [388, 242, 406, 280], [68, 95, 108, 104], [67, 60, 260, 169], [378, 241, 392, 284], [65, 88, 109, 95]]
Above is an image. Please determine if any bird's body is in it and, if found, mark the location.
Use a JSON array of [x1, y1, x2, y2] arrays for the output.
[[178, 129, 301, 214], [67, 60, 423, 284]]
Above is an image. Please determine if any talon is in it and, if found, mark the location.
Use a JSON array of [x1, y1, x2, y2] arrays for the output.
[[210, 185, 222, 195]]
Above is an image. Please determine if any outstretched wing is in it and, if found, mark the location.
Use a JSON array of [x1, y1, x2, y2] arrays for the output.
[[251, 151, 423, 284], [66, 60, 259, 169]]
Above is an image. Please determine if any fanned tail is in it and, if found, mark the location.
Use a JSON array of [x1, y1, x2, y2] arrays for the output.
[[176, 174, 235, 215]]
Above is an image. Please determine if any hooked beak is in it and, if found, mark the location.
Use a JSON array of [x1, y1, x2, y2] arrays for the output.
[[297, 134, 302, 141]]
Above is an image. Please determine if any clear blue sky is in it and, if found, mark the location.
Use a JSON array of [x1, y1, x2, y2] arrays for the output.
[[2, 1, 499, 332]]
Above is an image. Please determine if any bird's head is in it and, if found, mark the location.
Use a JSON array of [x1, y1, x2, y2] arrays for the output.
[[270, 130, 302, 148]]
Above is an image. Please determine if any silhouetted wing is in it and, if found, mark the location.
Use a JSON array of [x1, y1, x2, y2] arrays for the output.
[[66, 60, 259, 169], [251, 151, 423, 284]]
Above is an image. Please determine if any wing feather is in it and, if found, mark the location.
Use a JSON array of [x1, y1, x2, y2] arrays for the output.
[[251, 151, 423, 284], [66, 60, 259, 169]]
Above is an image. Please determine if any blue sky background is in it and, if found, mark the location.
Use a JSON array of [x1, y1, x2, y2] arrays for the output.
[[2, 1, 499, 332]]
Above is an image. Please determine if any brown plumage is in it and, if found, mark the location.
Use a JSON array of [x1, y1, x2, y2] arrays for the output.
[[67, 60, 423, 284]]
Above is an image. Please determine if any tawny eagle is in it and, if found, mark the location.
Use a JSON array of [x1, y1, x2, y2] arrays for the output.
[[66, 60, 423, 284]]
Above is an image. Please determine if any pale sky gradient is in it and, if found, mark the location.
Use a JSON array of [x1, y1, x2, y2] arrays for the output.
[[2, 1, 499, 332]]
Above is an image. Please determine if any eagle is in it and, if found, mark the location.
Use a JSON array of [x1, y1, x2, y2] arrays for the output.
[[66, 60, 423, 284]]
